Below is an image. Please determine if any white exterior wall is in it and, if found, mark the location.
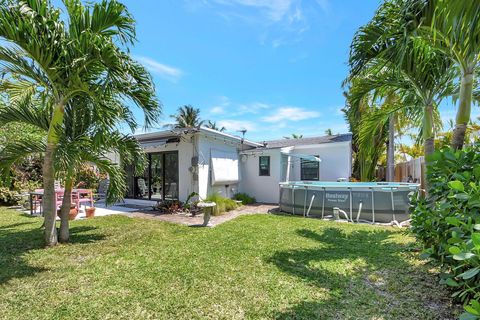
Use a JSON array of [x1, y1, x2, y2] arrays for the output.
[[288, 141, 352, 181], [196, 134, 244, 200], [239, 141, 352, 204], [238, 149, 282, 204], [134, 130, 351, 205], [143, 136, 195, 202]]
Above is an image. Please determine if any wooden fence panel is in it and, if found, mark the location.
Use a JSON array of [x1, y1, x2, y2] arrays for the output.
[[377, 156, 425, 189]]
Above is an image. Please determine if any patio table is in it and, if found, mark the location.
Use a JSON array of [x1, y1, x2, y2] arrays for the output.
[[29, 191, 43, 215], [29, 188, 94, 216], [28, 189, 64, 216]]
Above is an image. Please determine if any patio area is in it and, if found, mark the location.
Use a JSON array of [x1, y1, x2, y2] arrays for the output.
[[24, 198, 279, 227]]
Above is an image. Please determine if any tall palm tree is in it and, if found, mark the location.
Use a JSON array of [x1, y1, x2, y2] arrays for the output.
[[0, 96, 146, 243], [347, 0, 454, 159], [343, 89, 389, 181], [414, 0, 480, 150], [205, 120, 226, 132], [0, 0, 160, 246], [169, 105, 204, 129]]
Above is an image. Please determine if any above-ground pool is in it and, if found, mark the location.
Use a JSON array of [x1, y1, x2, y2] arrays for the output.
[[279, 181, 419, 223]]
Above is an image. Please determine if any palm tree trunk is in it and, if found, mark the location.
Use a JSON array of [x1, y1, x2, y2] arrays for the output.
[[451, 71, 474, 150], [43, 101, 65, 246], [423, 104, 435, 194], [423, 105, 435, 156], [42, 142, 58, 246], [59, 176, 73, 243], [386, 114, 395, 181]]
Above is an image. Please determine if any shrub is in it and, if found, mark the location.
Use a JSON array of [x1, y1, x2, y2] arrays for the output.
[[0, 180, 39, 206], [0, 187, 19, 205], [155, 200, 184, 214], [75, 165, 100, 190], [410, 145, 480, 317], [204, 193, 239, 216], [233, 193, 256, 205]]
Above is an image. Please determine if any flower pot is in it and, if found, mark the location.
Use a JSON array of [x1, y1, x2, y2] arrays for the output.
[[86, 207, 96, 218], [68, 208, 78, 220]]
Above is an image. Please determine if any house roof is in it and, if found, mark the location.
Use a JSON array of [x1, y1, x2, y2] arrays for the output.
[[134, 127, 262, 147], [258, 133, 352, 149]]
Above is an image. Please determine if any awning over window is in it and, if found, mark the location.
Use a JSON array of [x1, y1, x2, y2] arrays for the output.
[[281, 152, 322, 162], [140, 139, 168, 150], [211, 149, 239, 186]]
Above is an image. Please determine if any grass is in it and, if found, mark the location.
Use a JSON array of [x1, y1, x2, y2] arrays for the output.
[[0, 208, 457, 319]]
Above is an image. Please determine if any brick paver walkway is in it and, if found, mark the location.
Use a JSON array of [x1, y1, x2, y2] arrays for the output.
[[127, 203, 279, 227]]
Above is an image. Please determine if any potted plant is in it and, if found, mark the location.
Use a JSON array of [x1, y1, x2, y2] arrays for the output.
[[86, 206, 96, 218], [68, 204, 78, 220], [152, 176, 161, 194]]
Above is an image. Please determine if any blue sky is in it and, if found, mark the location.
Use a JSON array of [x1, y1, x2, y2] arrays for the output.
[[122, 0, 380, 141], [119, 0, 478, 141]]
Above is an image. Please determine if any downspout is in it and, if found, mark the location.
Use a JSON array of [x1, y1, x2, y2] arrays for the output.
[[286, 155, 291, 182], [191, 133, 198, 200]]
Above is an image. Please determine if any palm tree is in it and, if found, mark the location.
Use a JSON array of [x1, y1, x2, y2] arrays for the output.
[[324, 129, 333, 136], [169, 105, 204, 129], [205, 120, 226, 132], [414, 0, 480, 150], [343, 89, 389, 181], [283, 133, 303, 139], [0, 0, 160, 246], [347, 1, 454, 159], [0, 96, 146, 243]]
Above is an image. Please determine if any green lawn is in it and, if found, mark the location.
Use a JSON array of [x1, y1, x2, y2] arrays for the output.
[[0, 208, 456, 319]]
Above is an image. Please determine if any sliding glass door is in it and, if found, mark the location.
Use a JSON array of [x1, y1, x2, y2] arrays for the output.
[[150, 154, 163, 200], [125, 151, 179, 201]]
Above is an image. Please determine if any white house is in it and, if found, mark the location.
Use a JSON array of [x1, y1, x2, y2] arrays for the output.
[[121, 127, 352, 204], [238, 134, 352, 203]]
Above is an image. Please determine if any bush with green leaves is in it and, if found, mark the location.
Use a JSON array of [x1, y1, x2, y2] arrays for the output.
[[74, 165, 100, 190], [410, 145, 480, 318], [0, 187, 20, 205], [233, 192, 256, 205], [204, 193, 239, 216]]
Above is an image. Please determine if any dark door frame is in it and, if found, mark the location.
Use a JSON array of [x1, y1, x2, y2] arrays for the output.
[[130, 151, 179, 200]]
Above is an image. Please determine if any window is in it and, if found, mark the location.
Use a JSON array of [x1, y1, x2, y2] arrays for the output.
[[301, 156, 319, 180], [259, 156, 270, 176]]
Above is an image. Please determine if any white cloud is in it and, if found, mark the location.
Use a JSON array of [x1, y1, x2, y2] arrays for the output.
[[237, 102, 270, 114], [209, 96, 231, 114], [315, 0, 330, 14], [212, 0, 294, 22], [208, 98, 271, 116], [217, 119, 258, 132], [210, 106, 225, 114], [136, 56, 183, 82], [186, 0, 329, 48], [262, 107, 320, 122]]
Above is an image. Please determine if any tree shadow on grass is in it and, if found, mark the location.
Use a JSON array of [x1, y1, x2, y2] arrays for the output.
[[269, 227, 454, 319], [0, 221, 106, 284]]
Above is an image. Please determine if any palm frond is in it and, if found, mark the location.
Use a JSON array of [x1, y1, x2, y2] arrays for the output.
[[0, 138, 46, 179], [0, 98, 50, 130]]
